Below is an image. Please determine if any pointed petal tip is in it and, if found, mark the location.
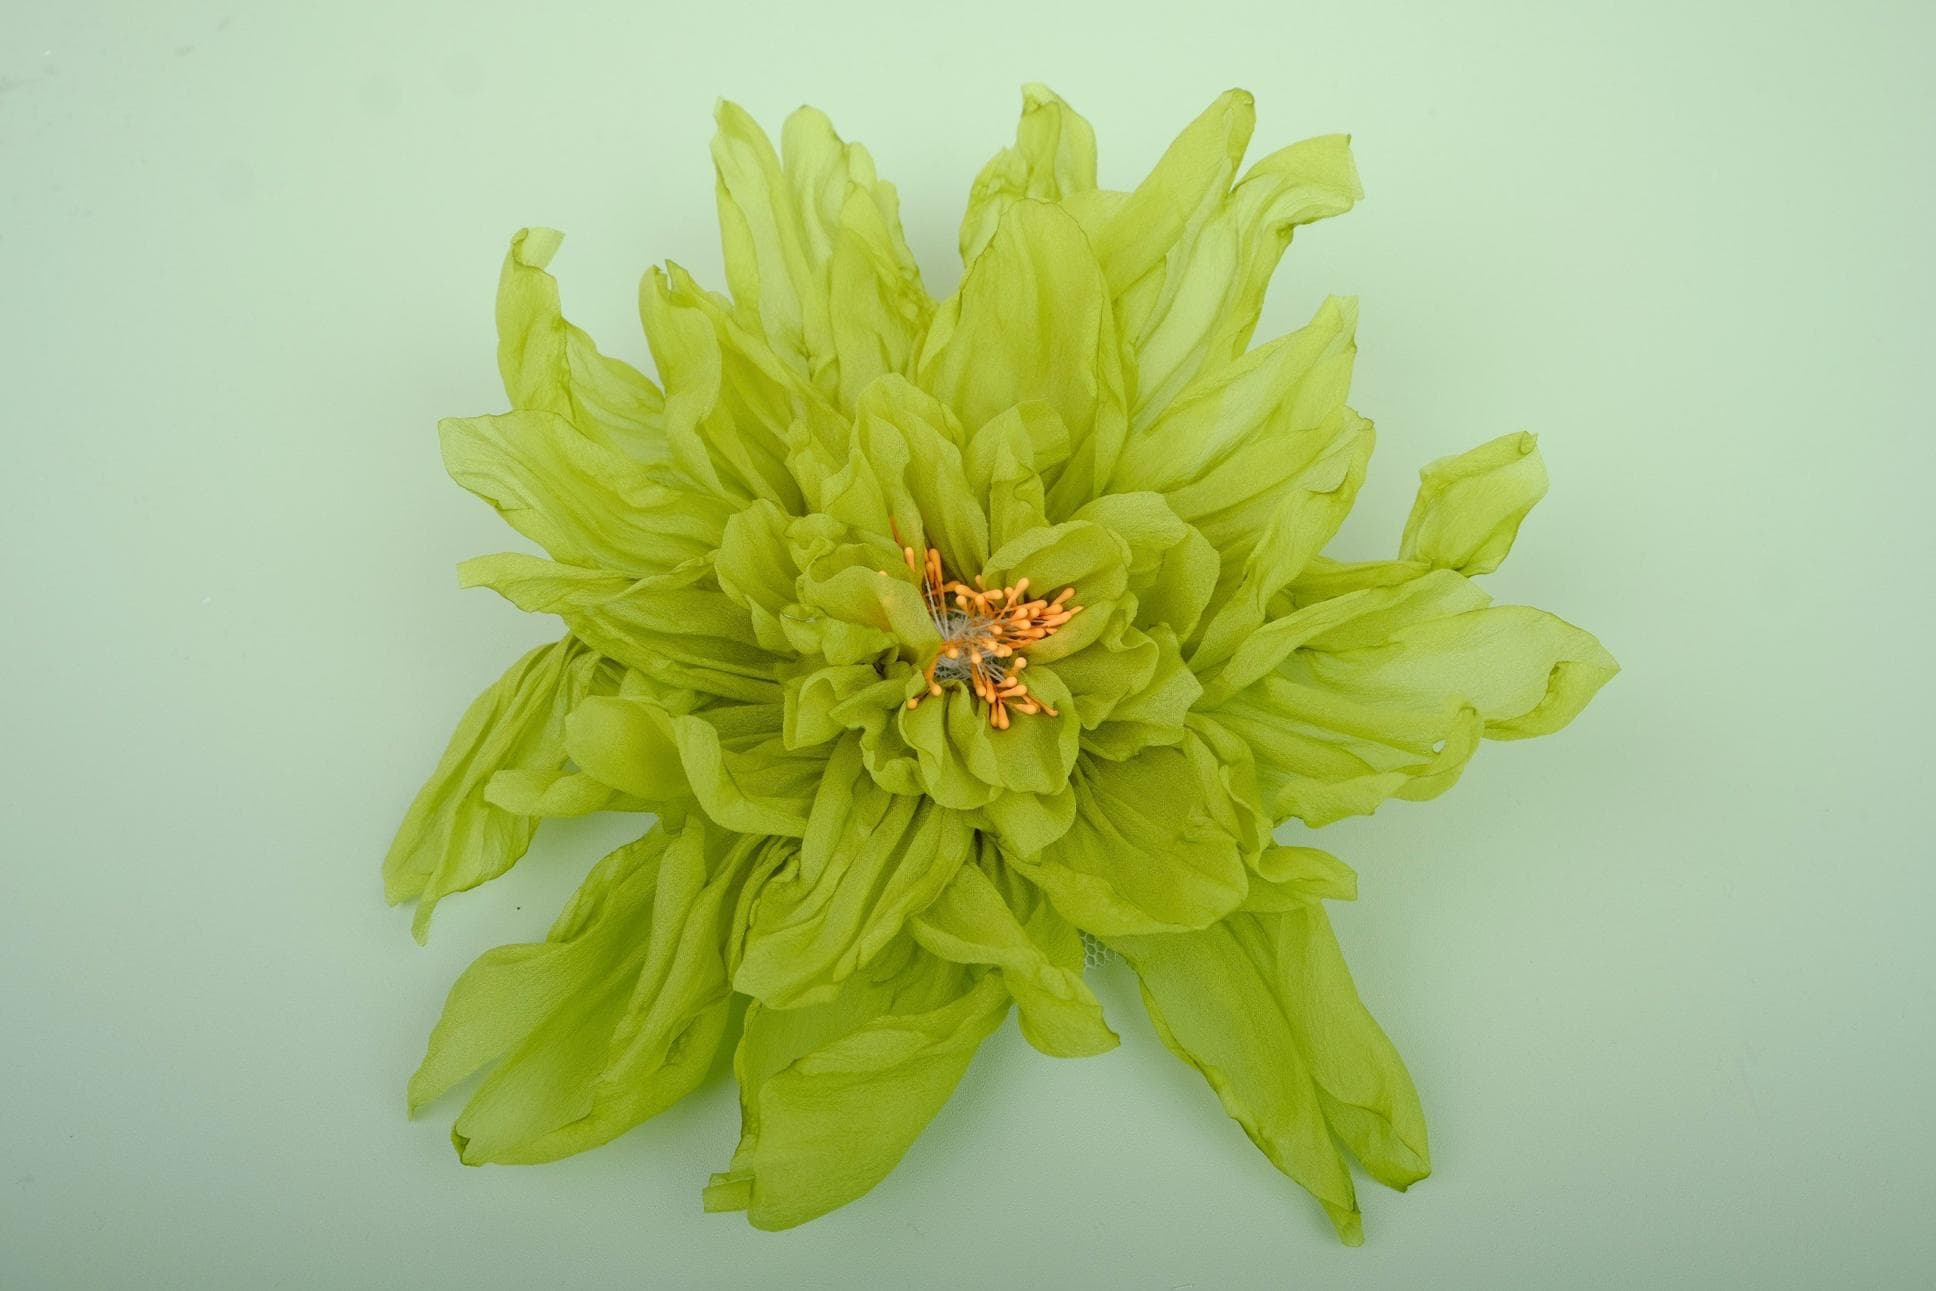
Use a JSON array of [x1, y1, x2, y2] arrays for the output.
[[507, 226, 564, 268]]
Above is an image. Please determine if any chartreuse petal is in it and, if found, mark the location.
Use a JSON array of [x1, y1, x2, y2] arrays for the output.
[[1112, 295, 1366, 577], [715, 499, 805, 656], [640, 262, 841, 510], [1207, 566, 1492, 702], [735, 737, 973, 1008], [482, 766, 640, 819], [705, 940, 1009, 1229], [1208, 569, 1617, 824], [1079, 624, 1201, 760], [713, 101, 930, 405], [1307, 601, 1619, 741], [1070, 491, 1219, 641], [384, 635, 609, 942], [458, 552, 784, 705], [1286, 426, 1549, 603], [1124, 134, 1362, 427], [961, 89, 1358, 434], [411, 820, 774, 1164], [918, 200, 1128, 515], [494, 227, 667, 461], [1112, 902, 1430, 1245], [1399, 431, 1549, 575], [1188, 425, 1375, 671], [1085, 89, 1254, 304], [1242, 845, 1359, 912], [963, 401, 1063, 549], [960, 84, 1098, 265], [1006, 731, 1251, 936], [440, 411, 729, 576], [566, 695, 826, 836], [852, 376, 986, 569], [911, 845, 1117, 1057]]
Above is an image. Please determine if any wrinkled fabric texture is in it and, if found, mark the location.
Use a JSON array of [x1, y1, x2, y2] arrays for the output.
[[385, 85, 1615, 1242]]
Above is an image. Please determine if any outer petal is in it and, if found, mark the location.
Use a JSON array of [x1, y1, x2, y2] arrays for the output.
[[439, 410, 727, 575], [565, 695, 825, 836], [457, 552, 783, 705], [1399, 431, 1549, 576], [1112, 903, 1430, 1245], [494, 227, 667, 461], [1125, 134, 1362, 427], [917, 200, 1129, 516], [410, 820, 775, 1164], [1208, 569, 1617, 824], [1086, 89, 1255, 304], [734, 737, 973, 1007], [713, 101, 931, 404], [959, 83, 1098, 265], [705, 942, 1008, 1229], [640, 262, 843, 511], [1111, 296, 1366, 574], [911, 848, 1117, 1058], [482, 766, 639, 819], [383, 636, 610, 941]]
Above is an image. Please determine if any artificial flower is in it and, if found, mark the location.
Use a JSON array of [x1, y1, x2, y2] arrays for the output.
[[384, 85, 1615, 1242]]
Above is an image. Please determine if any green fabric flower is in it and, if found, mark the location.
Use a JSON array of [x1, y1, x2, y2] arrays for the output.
[[385, 85, 1616, 1242]]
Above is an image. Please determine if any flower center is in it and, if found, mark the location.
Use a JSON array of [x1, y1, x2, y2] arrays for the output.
[[897, 540, 1080, 729]]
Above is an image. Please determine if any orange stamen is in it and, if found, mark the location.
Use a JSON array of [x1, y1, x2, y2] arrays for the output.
[[899, 541, 1081, 727]]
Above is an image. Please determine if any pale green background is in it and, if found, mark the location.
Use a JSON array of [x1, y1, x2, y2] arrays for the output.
[[4, 1, 1931, 1286]]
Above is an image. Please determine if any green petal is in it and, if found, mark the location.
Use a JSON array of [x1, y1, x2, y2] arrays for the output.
[[978, 518, 1131, 663], [494, 227, 667, 461], [918, 200, 1128, 516], [848, 375, 986, 571], [959, 84, 1098, 265], [440, 411, 728, 575], [1208, 570, 1617, 824], [412, 820, 771, 1164], [383, 635, 608, 942], [1007, 733, 1250, 936], [706, 942, 1008, 1228], [482, 766, 641, 818], [1204, 565, 1491, 702], [1111, 296, 1366, 575], [911, 848, 1117, 1058], [1398, 431, 1548, 575], [566, 695, 824, 836], [1112, 903, 1429, 1245], [1241, 845, 1359, 912], [715, 498, 805, 656], [713, 102, 931, 405], [640, 263, 839, 510], [735, 737, 973, 1007], [782, 662, 903, 750], [1125, 134, 1362, 427], [1088, 89, 1254, 302], [1188, 418, 1375, 671], [1078, 624, 1202, 760], [1069, 491, 1219, 641], [963, 401, 1063, 549], [1316, 602, 1620, 741], [977, 783, 1077, 854], [457, 552, 781, 705]]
